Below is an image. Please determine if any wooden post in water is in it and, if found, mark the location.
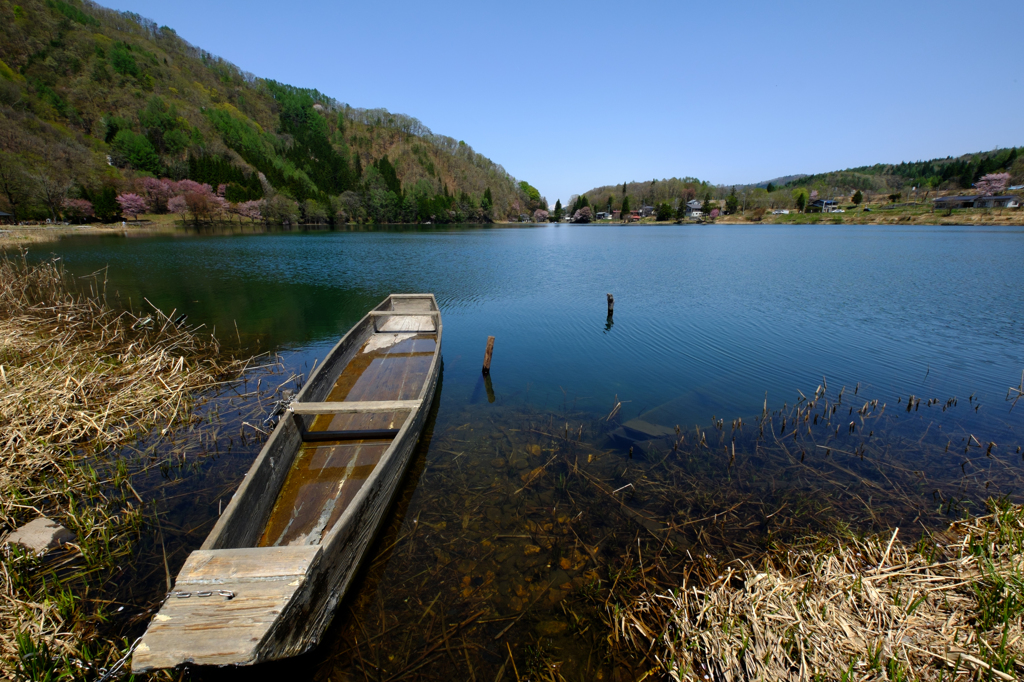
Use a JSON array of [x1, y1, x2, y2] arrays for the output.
[[607, 293, 614, 317], [482, 336, 495, 375]]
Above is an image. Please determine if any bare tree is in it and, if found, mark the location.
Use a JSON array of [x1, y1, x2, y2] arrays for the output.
[[0, 152, 33, 221], [33, 171, 73, 222]]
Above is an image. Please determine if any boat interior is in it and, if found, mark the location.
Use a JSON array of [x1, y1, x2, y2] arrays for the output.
[[258, 295, 440, 548]]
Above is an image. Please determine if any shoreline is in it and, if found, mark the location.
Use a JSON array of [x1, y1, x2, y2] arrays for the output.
[[2, 207, 1022, 249]]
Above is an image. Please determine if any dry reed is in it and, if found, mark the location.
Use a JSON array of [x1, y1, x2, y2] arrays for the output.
[[611, 500, 1024, 681], [0, 252, 245, 678]]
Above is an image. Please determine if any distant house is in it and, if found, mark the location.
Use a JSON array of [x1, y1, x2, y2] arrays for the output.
[[641, 205, 655, 217], [933, 195, 1019, 209], [684, 200, 703, 218], [0, 210, 11, 223], [612, 210, 621, 220], [809, 199, 839, 213], [975, 195, 1019, 209], [933, 195, 980, 209], [629, 211, 641, 222]]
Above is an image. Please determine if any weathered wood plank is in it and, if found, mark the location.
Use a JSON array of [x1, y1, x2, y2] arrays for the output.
[[176, 546, 319, 583], [377, 316, 436, 333], [132, 546, 319, 670], [290, 400, 421, 414]]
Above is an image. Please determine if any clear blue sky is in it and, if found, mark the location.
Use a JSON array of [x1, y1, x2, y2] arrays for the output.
[[108, 0, 1023, 205]]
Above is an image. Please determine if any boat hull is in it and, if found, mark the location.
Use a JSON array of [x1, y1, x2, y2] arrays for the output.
[[132, 295, 442, 671]]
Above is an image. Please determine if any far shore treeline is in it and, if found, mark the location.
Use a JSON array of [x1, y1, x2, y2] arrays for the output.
[[572, 147, 1022, 222], [0, 0, 546, 226]]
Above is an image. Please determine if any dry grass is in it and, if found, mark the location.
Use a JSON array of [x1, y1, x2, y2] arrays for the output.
[[0, 251, 245, 678], [611, 500, 1024, 681]]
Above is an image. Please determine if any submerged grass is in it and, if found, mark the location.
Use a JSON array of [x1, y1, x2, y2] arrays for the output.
[[0, 252, 249, 679], [306, 379, 1023, 682]]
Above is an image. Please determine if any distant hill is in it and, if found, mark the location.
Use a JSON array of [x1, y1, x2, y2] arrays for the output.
[[773, 148, 1021, 193], [576, 148, 1023, 215], [0, 0, 540, 223], [577, 177, 710, 214]]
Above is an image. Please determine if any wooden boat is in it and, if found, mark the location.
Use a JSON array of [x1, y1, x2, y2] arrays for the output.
[[132, 294, 442, 671]]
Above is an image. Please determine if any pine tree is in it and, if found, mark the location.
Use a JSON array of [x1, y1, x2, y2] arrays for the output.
[[852, 190, 863, 205], [621, 196, 631, 218]]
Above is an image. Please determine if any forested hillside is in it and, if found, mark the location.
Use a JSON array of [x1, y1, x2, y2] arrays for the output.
[[773, 147, 1022, 194], [0, 0, 540, 224], [576, 147, 1023, 217], [576, 177, 710, 215]]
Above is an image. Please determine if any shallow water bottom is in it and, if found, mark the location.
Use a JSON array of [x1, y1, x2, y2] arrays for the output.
[[176, 382, 1024, 682]]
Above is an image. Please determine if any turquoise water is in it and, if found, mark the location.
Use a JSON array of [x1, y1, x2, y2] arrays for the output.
[[35, 222, 1024, 679]]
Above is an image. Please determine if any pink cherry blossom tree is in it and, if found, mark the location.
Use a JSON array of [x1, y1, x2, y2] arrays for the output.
[[116, 193, 149, 221], [168, 195, 188, 220], [236, 200, 263, 223], [533, 209, 549, 222], [572, 206, 593, 223], [172, 179, 212, 196], [975, 173, 1010, 196], [141, 177, 174, 213], [62, 198, 94, 224]]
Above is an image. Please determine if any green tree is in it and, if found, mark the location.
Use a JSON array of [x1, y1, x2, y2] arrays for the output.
[[766, 182, 775, 193], [91, 187, 120, 222], [518, 181, 541, 203], [110, 130, 161, 174], [792, 188, 808, 213], [373, 155, 402, 196], [852, 190, 863, 205], [606, 196, 613, 213], [109, 42, 139, 77], [725, 187, 739, 214], [656, 202, 673, 221], [621, 195, 631, 218], [553, 199, 562, 221], [701, 192, 714, 216]]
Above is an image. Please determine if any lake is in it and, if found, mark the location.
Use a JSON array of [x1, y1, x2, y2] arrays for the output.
[[33, 222, 1024, 679]]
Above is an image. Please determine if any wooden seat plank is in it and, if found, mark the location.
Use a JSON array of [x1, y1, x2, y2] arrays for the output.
[[175, 545, 319, 584], [291, 400, 420, 415]]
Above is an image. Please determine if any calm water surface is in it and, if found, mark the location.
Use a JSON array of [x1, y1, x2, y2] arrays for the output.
[[44, 223, 1024, 424], [36, 223, 1024, 679]]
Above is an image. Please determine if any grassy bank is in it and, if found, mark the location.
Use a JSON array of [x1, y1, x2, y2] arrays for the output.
[[0, 253, 244, 679], [610, 499, 1024, 680]]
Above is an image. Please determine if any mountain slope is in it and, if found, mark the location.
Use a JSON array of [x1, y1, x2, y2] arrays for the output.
[[0, 0, 537, 223]]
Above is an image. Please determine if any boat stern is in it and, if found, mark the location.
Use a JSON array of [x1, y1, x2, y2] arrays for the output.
[[131, 545, 320, 671]]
